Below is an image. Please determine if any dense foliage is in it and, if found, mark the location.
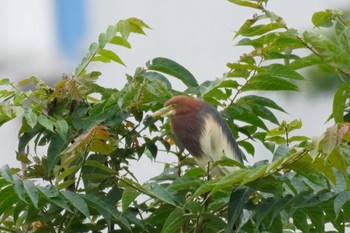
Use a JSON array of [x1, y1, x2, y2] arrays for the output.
[[1, 1, 350, 232]]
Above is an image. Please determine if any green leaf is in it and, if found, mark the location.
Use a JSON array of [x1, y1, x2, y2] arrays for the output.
[[305, 206, 325, 232], [37, 186, 73, 212], [288, 136, 309, 143], [98, 25, 117, 48], [18, 124, 43, 153], [98, 33, 107, 49], [84, 194, 131, 230], [255, 105, 280, 124], [117, 17, 150, 39], [333, 82, 350, 123], [290, 54, 327, 70], [61, 190, 90, 218], [23, 180, 39, 208], [262, 64, 304, 80], [240, 165, 267, 186], [161, 207, 189, 233], [98, 49, 125, 66], [144, 183, 176, 206], [312, 10, 334, 28], [117, 20, 131, 39], [272, 144, 290, 161], [191, 179, 217, 197], [335, 20, 350, 52], [147, 57, 198, 88], [227, 0, 262, 9], [238, 141, 255, 155], [328, 150, 347, 173], [209, 169, 250, 195], [254, 198, 281, 232], [287, 119, 302, 131], [267, 136, 286, 144], [0, 78, 10, 85], [82, 155, 115, 190], [226, 105, 268, 130], [227, 187, 254, 232], [334, 190, 350, 219], [17, 76, 43, 87], [321, 124, 338, 155], [235, 18, 258, 38], [293, 209, 309, 233], [13, 175, 26, 203], [105, 25, 117, 41], [37, 115, 54, 132], [240, 23, 284, 37], [47, 134, 66, 172], [55, 119, 69, 140], [110, 36, 131, 48], [57, 166, 79, 182], [135, 71, 172, 89], [91, 55, 111, 63], [121, 187, 140, 212], [75, 42, 99, 77], [0, 164, 14, 183], [24, 111, 38, 128], [238, 95, 286, 112], [84, 160, 116, 175], [303, 31, 350, 74], [242, 75, 299, 92], [0, 188, 20, 216]]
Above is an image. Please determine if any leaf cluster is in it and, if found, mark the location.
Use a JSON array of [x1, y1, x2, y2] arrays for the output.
[[1, 1, 350, 233]]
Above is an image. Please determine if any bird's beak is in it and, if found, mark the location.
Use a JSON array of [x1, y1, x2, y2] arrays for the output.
[[143, 105, 175, 123], [150, 105, 175, 118]]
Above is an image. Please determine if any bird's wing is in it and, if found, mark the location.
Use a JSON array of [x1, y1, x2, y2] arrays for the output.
[[199, 113, 241, 174]]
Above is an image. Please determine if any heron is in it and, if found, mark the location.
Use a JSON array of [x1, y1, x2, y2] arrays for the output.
[[149, 95, 243, 177]]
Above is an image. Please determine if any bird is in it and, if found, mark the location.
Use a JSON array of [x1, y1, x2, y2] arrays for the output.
[[149, 95, 243, 177]]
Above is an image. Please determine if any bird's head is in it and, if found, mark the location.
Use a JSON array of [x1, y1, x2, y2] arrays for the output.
[[149, 95, 203, 119]]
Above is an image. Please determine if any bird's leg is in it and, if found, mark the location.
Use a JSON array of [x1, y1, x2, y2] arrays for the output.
[[206, 161, 211, 181]]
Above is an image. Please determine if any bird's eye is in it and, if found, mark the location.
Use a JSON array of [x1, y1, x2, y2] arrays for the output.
[[169, 104, 176, 109]]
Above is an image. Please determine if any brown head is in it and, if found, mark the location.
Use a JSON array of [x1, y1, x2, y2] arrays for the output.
[[164, 96, 204, 116]]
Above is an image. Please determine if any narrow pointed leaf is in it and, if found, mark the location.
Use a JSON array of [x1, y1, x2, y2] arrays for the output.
[[321, 124, 338, 155], [228, 0, 262, 9], [161, 207, 189, 233], [262, 64, 304, 80], [13, 175, 26, 203], [23, 180, 39, 208], [312, 10, 334, 28], [37, 115, 54, 132], [24, 111, 38, 128], [122, 187, 140, 212], [55, 119, 69, 140], [333, 82, 350, 123], [98, 49, 125, 66], [242, 75, 299, 91], [0, 164, 14, 183], [145, 183, 176, 206], [61, 190, 90, 218], [334, 190, 350, 219], [293, 209, 309, 233], [84, 194, 131, 230], [147, 57, 198, 88], [110, 36, 131, 48], [227, 187, 254, 231]]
